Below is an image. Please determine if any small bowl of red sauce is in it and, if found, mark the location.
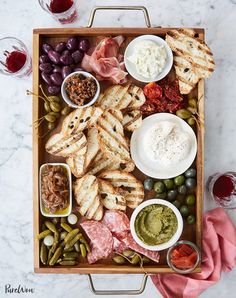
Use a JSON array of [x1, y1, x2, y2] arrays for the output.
[[167, 240, 200, 274]]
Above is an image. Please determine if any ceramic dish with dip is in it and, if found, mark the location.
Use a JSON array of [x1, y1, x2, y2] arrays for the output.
[[130, 113, 197, 179], [130, 199, 183, 251], [124, 34, 173, 83]]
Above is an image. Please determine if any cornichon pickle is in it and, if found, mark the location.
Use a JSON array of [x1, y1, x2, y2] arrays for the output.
[[62, 257, 76, 261], [74, 242, 80, 253], [60, 231, 68, 241], [64, 233, 82, 250], [42, 223, 46, 231], [37, 229, 51, 240], [51, 232, 59, 253], [123, 250, 134, 258], [64, 229, 79, 244], [64, 247, 74, 252], [80, 244, 87, 258], [79, 236, 90, 252], [50, 101, 61, 113], [176, 109, 192, 119], [45, 221, 58, 234], [61, 106, 72, 116], [61, 223, 72, 233], [51, 218, 59, 225], [63, 252, 79, 259], [40, 242, 47, 265], [59, 260, 78, 266], [113, 256, 126, 264], [142, 256, 151, 264], [47, 248, 53, 264], [49, 247, 62, 266], [131, 255, 140, 265]]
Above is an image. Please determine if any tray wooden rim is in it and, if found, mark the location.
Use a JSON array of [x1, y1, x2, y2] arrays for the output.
[[33, 27, 204, 274]]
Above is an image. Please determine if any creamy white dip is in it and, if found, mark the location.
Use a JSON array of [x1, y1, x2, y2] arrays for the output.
[[128, 40, 167, 79], [144, 121, 192, 166]]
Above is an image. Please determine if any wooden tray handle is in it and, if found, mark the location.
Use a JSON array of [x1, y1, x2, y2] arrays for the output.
[[87, 274, 148, 295], [87, 6, 151, 28]]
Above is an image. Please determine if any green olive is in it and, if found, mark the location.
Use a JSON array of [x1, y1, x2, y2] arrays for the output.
[[176, 109, 192, 119], [187, 117, 196, 126], [187, 214, 196, 224], [167, 189, 177, 201], [131, 254, 140, 265], [185, 178, 197, 189], [48, 96, 61, 103], [143, 178, 154, 191], [45, 114, 56, 123], [188, 98, 198, 108], [154, 181, 166, 194], [174, 175, 185, 186], [180, 205, 189, 217], [123, 250, 135, 258], [172, 200, 181, 209], [44, 101, 51, 112], [163, 179, 174, 190], [184, 168, 196, 178], [155, 192, 167, 199], [186, 194, 196, 205], [177, 185, 187, 195], [61, 106, 72, 116], [50, 101, 61, 112]]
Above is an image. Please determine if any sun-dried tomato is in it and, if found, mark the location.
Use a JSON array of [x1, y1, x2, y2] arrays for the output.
[[164, 79, 183, 103], [140, 100, 157, 115], [143, 82, 162, 100]]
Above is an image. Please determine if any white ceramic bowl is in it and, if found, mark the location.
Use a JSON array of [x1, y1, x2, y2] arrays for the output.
[[124, 35, 173, 83], [61, 71, 100, 109], [130, 199, 183, 251], [130, 113, 197, 179], [39, 163, 72, 218]]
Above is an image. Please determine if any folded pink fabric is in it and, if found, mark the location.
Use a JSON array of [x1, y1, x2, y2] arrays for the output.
[[151, 208, 236, 298]]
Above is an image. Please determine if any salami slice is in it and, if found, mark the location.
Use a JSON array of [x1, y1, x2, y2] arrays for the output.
[[123, 233, 160, 263], [102, 210, 130, 239], [113, 236, 128, 253], [80, 220, 113, 264]]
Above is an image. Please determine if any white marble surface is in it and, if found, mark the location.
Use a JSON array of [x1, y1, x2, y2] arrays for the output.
[[0, 0, 236, 297]]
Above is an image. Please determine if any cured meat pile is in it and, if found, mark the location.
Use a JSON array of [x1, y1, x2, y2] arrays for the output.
[[141, 79, 185, 116], [41, 165, 69, 213], [81, 210, 160, 264], [81, 36, 128, 84]]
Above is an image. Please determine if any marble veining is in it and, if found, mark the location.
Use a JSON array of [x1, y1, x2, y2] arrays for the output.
[[0, 0, 236, 297]]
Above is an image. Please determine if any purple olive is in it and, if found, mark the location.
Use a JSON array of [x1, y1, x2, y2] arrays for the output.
[[48, 85, 60, 95], [48, 50, 60, 64], [52, 65, 62, 73], [62, 66, 72, 79], [41, 72, 52, 85], [61, 50, 70, 56], [39, 55, 50, 64], [60, 52, 73, 65], [42, 43, 52, 54], [79, 39, 90, 52], [55, 42, 67, 53], [50, 73, 63, 86], [39, 63, 53, 73], [72, 50, 84, 64], [66, 37, 79, 51]]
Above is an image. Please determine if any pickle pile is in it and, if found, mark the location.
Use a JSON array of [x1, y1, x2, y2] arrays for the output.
[[113, 250, 150, 266], [37, 217, 90, 266]]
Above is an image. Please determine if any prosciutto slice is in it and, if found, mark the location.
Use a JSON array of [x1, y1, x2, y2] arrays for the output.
[[81, 36, 128, 84]]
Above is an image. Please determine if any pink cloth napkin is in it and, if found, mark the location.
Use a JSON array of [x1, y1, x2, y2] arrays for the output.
[[151, 208, 236, 298]]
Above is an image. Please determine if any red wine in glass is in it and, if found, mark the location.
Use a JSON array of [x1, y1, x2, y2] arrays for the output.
[[50, 0, 73, 13], [207, 172, 236, 209], [6, 51, 26, 73]]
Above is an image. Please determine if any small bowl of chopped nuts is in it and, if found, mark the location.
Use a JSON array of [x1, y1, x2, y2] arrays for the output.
[[61, 71, 100, 108]]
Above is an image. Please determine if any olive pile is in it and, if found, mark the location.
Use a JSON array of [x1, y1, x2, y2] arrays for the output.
[[113, 249, 150, 266], [27, 85, 72, 136], [143, 168, 197, 224], [176, 98, 198, 126], [37, 217, 90, 266]]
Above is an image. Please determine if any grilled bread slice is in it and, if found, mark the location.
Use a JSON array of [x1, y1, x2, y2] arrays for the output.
[[97, 84, 146, 110], [87, 151, 135, 176], [98, 179, 126, 211], [73, 175, 103, 220], [166, 28, 215, 94], [66, 154, 85, 178], [96, 109, 131, 161], [62, 107, 103, 135], [99, 170, 144, 209], [84, 127, 100, 170], [122, 110, 142, 132], [45, 132, 87, 157]]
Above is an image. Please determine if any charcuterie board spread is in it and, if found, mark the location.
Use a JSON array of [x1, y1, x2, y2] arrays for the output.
[[32, 27, 214, 274]]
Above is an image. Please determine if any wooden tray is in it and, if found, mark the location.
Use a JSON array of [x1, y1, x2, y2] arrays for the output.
[[33, 8, 204, 277]]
